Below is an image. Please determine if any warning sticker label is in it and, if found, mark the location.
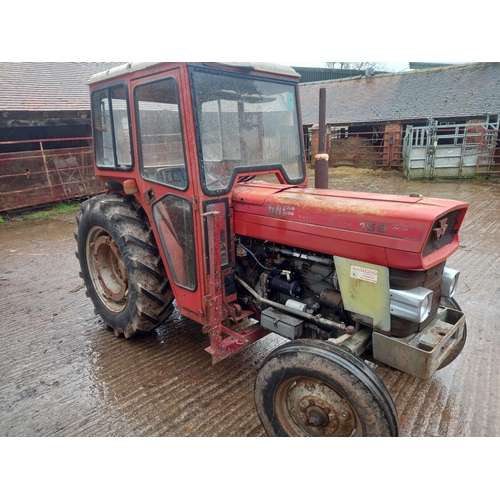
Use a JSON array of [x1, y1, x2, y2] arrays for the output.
[[350, 265, 379, 283]]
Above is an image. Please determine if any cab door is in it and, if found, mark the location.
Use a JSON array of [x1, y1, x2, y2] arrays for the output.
[[130, 66, 205, 322]]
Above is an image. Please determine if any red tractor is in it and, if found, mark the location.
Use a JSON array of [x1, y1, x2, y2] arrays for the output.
[[76, 62, 468, 436]]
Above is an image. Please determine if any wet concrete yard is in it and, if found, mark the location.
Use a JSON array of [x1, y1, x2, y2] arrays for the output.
[[1, 168, 499, 437]]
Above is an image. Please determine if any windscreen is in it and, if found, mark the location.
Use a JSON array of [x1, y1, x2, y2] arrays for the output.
[[190, 66, 305, 193]]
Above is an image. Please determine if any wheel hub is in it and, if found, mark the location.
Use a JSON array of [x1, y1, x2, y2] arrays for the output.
[[92, 235, 128, 302], [276, 377, 359, 436], [305, 405, 330, 428]]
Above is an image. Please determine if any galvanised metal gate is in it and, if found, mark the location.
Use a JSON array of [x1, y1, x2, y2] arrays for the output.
[[403, 117, 500, 179]]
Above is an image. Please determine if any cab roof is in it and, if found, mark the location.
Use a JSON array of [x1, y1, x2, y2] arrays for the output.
[[88, 62, 300, 85]]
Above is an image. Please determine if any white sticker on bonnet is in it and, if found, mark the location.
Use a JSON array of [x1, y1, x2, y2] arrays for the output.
[[350, 265, 379, 283]]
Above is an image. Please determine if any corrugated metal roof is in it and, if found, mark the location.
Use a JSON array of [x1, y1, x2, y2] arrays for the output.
[[292, 66, 378, 83], [299, 62, 500, 126], [409, 62, 455, 70], [0, 62, 122, 112]]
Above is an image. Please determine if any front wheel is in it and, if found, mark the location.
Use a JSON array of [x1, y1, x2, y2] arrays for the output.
[[75, 194, 174, 338], [255, 339, 398, 437]]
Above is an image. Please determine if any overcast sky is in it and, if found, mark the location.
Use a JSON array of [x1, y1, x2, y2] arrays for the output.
[[279, 62, 467, 72], [281, 62, 409, 72]]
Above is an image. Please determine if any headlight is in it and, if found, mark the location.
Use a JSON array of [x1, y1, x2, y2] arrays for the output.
[[441, 267, 460, 298], [390, 287, 434, 323], [420, 293, 432, 321]]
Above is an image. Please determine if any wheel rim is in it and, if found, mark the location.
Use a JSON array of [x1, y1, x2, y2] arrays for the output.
[[274, 376, 363, 437], [86, 226, 128, 313]]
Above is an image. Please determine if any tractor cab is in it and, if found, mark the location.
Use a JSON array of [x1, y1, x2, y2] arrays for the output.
[[88, 62, 306, 347], [89, 62, 305, 194]]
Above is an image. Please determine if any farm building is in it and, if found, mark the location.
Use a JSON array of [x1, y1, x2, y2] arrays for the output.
[[2, 62, 499, 214], [0, 62, 120, 212], [299, 62, 500, 178]]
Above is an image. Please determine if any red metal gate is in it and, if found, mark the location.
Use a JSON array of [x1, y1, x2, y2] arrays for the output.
[[327, 129, 403, 170], [476, 127, 500, 174]]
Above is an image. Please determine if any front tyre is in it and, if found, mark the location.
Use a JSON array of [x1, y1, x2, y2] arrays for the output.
[[255, 339, 398, 437], [75, 194, 174, 338]]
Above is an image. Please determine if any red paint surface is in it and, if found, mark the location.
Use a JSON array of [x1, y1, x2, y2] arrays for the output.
[[233, 183, 468, 270]]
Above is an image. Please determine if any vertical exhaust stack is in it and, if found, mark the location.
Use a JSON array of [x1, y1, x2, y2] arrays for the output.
[[315, 87, 329, 189]]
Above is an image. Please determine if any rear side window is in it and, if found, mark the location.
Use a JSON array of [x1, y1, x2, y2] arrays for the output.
[[91, 84, 132, 170]]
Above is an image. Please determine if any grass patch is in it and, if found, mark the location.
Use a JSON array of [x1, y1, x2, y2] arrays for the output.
[[2, 201, 81, 223]]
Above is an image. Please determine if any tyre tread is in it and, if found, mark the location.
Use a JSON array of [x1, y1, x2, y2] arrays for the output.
[[255, 339, 398, 437], [75, 193, 174, 339]]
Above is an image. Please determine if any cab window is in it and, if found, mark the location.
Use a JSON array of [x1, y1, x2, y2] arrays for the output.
[[134, 78, 188, 190], [91, 84, 132, 169], [153, 195, 197, 290]]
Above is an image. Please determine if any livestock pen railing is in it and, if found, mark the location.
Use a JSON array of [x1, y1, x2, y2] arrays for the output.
[[304, 129, 404, 170], [403, 118, 500, 179], [0, 137, 105, 212], [327, 129, 403, 170]]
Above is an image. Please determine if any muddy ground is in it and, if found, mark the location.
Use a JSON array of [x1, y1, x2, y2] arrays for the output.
[[1, 168, 499, 437]]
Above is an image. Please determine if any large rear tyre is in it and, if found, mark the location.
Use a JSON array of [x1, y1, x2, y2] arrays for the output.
[[437, 296, 467, 370], [255, 339, 398, 437], [75, 194, 174, 338]]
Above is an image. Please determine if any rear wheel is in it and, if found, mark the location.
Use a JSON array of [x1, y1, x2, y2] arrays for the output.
[[437, 296, 467, 370], [75, 194, 174, 338], [255, 339, 398, 437]]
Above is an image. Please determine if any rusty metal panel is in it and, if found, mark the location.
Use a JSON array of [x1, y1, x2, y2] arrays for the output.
[[326, 129, 404, 170], [0, 139, 105, 212]]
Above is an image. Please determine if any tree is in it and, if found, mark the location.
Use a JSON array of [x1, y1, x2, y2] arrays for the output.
[[325, 62, 387, 71]]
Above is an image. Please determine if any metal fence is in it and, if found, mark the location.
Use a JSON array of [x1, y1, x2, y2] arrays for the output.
[[403, 118, 500, 179], [326, 129, 404, 170], [0, 137, 105, 212], [306, 120, 500, 177]]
